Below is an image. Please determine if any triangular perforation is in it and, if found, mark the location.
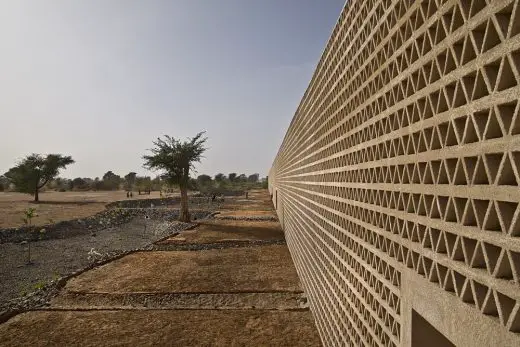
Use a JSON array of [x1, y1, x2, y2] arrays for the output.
[[444, 268, 456, 293], [453, 159, 467, 185], [461, 72, 477, 102], [472, 199, 489, 229], [459, 1, 471, 20], [463, 156, 477, 184], [472, 69, 489, 100], [430, 125, 443, 151], [452, 270, 466, 296], [430, 58, 442, 83], [444, 47, 457, 75], [495, 291, 516, 326], [472, 280, 489, 310], [510, 1, 520, 38], [443, 231, 457, 257], [471, 110, 487, 141], [483, 242, 502, 273], [461, 34, 477, 65], [470, 242, 486, 269], [470, 0, 487, 19], [494, 3, 514, 39], [483, 59, 500, 92], [483, 201, 502, 232], [463, 115, 480, 144], [451, 236, 465, 262], [496, 200, 518, 234], [508, 305, 520, 333], [461, 236, 478, 266], [442, 7, 454, 34], [497, 56, 518, 91], [494, 250, 513, 279], [496, 101, 518, 136], [462, 197, 478, 226], [435, 230, 447, 254], [450, 80, 466, 108], [471, 22, 486, 54], [497, 155, 518, 186], [482, 289, 499, 316], [484, 153, 503, 184], [510, 250, 520, 284], [484, 108, 504, 140], [437, 14, 449, 42], [460, 280, 475, 303], [482, 19, 501, 53]]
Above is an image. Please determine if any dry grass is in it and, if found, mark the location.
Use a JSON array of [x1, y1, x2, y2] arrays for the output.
[[218, 209, 276, 217], [163, 219, 284, 244], [0, 310, 322, 346], [0, 191, 163, 228], [65, 245, 301, 293]]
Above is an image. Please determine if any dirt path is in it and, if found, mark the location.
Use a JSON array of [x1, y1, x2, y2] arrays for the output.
[[0, 190, 322, 346]]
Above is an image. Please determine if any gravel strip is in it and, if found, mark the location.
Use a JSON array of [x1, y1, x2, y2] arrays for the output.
[[153, 239, 287, 251], [0, 219, 196, 314], [50, 291, 308, 311]]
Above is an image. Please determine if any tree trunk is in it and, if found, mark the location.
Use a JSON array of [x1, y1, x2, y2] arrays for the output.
[[179, 187, 190, 222], [34, 189, 39, 202]]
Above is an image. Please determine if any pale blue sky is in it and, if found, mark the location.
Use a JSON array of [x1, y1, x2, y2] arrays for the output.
[[0, 0, 345, 179]]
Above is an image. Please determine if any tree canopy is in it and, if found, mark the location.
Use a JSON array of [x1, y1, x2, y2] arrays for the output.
[[214, 173, 226, 182], [143, 132, 208, 222], [248, 173, 260, 183], [228, 173, 237, 182], [4, 154, 74, 201], [124, 172, 137, 190], [102, 171, 122, 190]]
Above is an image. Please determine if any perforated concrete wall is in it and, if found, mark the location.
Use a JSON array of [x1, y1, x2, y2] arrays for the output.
[[269, 0, 520, 346]]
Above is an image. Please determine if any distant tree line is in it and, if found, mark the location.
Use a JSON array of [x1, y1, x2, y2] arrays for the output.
[[0, 170, 267, 195], [192, 172, 267, 195], [41, 172, 164, 192]]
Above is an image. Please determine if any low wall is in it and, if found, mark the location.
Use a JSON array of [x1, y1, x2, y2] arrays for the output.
[[0, 202, 213, 244]]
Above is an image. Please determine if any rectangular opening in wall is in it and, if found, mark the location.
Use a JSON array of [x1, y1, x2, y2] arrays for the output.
[[412, 310, 455, 347]]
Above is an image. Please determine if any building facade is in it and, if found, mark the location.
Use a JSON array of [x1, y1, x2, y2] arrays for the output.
[[269, 0, 520, 346]]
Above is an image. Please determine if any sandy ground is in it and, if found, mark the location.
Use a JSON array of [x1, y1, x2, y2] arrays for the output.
[[218, 209, 276, 217], [220, 190, 275, 212], [0, 191, 165, 228], [0, 310, 321, 347], [163, 219, 284, 244], [64, 245, 301, 293], [0, 189, 322, 346]]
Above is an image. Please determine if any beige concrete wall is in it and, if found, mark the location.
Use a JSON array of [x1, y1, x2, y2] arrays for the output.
[[269, 0, 520, 346]]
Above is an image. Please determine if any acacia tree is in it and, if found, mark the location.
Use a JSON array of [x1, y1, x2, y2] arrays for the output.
[[102, 171, 121, 190], [124, 172, 137, 191], [143, 132, 208, 222], [4, 154, 74, 202], [214, 173, 226, 182]]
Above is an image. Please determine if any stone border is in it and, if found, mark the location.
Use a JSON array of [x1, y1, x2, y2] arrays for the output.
[[153, 239, 286, 251], [214, 215, 279, 222], [0, 209, 212, 244], [48, 291, 308, 311]]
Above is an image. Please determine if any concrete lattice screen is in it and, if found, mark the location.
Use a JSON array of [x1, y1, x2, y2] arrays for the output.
[[270, 0, 520, 346]]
